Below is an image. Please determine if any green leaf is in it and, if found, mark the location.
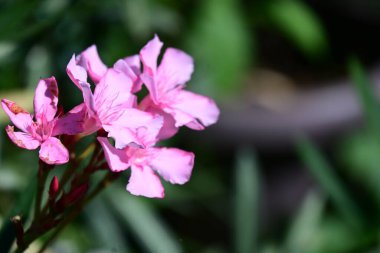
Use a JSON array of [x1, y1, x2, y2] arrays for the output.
[[234, 148, 260, 253], [106, 186, 182, 253], [186, 0, 252, 100], [265, 0, 328, 59], [348, 57, 380, 138], [85, 195, 129, 252], [285, 191, 325, 253], [338, 131, 380, 205], [311, 215, 363, 253], [296, 136, 363, 228]]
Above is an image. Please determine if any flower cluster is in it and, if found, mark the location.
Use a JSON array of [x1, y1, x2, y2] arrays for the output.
[[2, 35, 219, 198]]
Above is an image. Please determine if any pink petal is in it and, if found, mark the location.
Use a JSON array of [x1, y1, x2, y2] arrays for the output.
[[78, 45, 108, 83], [80, 82, 97, 119], [94, 68, 134, 123], [124, 55, 142, 93], [114, 59, 137, 81], [82, 116, 101, 135], [140, 34, 163, 76], [78, 83, 103, 135], [114, 58, 142, 93], [124, 54, 141, 75], [154, 110, 178, 140], [139, 35, 163, 103], [103, 125, 143, 150], [140, 96, 178, 140], [127, 165, 165, 198], [39, 137, 69, 165], [156, 48, 194, 93], [140, 73, 158, 104], [1, 99, 34, 133], [97, 137, 130, 172], [34, 77, 59, 122], [66, 55, 87, 89], [53, 103, 85, 136], [110, 108, 163, 148], [6, 125, 40, 150], [150, 147, 194, 184], [165, 90, 220, 130]]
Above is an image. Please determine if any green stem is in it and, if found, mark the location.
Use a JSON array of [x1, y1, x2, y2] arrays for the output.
[[37, 171, 119, 253], [34, 161, 51, 220], [39, 143, 96, 217], [14, 135, 108, 253], [58, 144, 93, 193]]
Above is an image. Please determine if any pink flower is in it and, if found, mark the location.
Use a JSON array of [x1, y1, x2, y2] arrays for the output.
[[97, 110, 193, 198], [1, 77, 82, 164], [98, 136, 194, 198], [67, 45, 142, 92], [66, 51, 162, 149], [139, 35, 220, 139]]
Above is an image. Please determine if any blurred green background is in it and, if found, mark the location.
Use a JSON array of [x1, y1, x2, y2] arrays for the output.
[[2, 0, 380, 252]]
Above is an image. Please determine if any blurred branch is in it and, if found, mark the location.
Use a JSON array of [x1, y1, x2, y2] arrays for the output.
[[204, 64, 380, 151]]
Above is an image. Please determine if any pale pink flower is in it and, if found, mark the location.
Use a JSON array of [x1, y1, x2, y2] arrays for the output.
[[1, 77, 82, 164], [67, 45, 142, 92], [67, 53, 162, 149], [97, 99, 193, 198], [98, 136, 194, 198], [139, 35, 220, 139]]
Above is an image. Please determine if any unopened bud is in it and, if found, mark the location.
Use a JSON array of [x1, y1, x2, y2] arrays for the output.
[[49, 176, 59, 199], [58, 183, 89, 209]]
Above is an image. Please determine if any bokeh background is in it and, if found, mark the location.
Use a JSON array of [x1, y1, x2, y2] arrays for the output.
[[2, 0, 380, 252]]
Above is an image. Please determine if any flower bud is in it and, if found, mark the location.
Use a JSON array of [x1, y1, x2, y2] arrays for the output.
[[58, 183, 89, 209], [49, 176, 59, 199]]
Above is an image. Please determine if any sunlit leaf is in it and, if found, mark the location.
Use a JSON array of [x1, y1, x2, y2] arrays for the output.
[[85, 195, 129, 252], [187, 0, 252, 99], [311, 216, 362, 253], [265, 0, 328, 59], [296, 136, 363, 228], [338, 131, 380, 204], [106, 186, 182, 253], [285, 191, 325, 253]]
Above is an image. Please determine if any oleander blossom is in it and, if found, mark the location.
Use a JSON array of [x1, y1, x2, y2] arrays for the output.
[[66, 46, 159, 149], [97, 90, 193, 198], [97, 136, 195, 198], [74, 34, 220, 198], [1, 35, 220, 198], [139, 34, 220, 139], [1, 77, 83, 164]]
